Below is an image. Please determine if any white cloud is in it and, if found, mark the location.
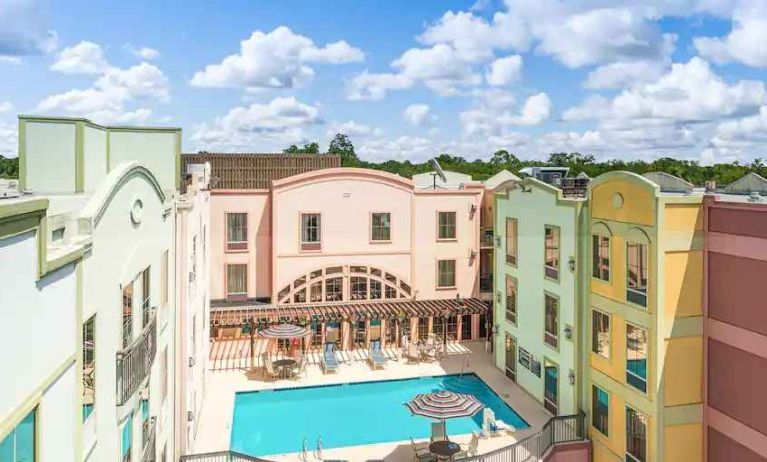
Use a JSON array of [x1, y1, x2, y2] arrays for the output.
[[486, 55, 522, 86], [326, 120, 381, 138], [190, 97, 323, 151], [564, 58, 767, 123], [346, 71, 413, 101], [0, 122, 16, 157], [358, 135, 436, 162], [37, 42, 170, 124], [584, 59, 669, 89], [461, 91, 551, 137], [694, 0, 767, 67], [124, 44, 160, 60], [190, 27, 363, 90], [403, 104, 431, 126], [50, 41, 109, 74], [0, 0, 57, 60], [714, 106, 767, 144], [0, 101, 13, 112]]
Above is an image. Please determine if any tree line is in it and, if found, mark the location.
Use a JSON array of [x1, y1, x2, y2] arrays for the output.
[[0, 155, 18, 179], [290, 133, 767, 186]]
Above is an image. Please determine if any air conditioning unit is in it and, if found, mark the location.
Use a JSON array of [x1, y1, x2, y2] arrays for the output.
[[188, 356, 195, 367]]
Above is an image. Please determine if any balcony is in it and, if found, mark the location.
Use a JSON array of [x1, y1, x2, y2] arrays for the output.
[[116, 310, 157, 406], [141, 417, 156, 462], [479, 274, 493, 293]]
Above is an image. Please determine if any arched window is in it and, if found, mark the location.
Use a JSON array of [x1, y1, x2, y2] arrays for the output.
[[277, 265, 412, 304], [625, 228, 651, 308], [591, 222, 612, 282]]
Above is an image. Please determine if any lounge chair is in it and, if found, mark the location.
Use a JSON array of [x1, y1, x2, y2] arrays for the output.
[[421, 346, 437, 362], [367, 340, 387, 369], [455, 432, 480, 458], [410, 438, 432, 462], [322, 342, 339, 373], [264, 359, 280, 381], [431, 421, 446, 443]]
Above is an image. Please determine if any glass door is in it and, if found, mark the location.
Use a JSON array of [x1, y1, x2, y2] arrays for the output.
[[505, 335, 516, 381], [544, 360, 559, 415]]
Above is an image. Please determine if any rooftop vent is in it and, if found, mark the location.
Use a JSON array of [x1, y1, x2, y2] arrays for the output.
[[748, 191, 762, 203]]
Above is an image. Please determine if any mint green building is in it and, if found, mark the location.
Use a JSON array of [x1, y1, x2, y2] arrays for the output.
[[493, 176, 587, 416]]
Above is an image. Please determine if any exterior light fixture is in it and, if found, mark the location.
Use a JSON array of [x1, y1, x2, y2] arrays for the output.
[[495, 236, 502, 247], [568, 369, 576, 385], [564, 324, 573, 340], [568, 256, 576, 272]]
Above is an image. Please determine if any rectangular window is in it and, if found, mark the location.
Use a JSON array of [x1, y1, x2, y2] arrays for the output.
[[293, 288, 306, 303], [418, 317, 430, 342], [161, 249, 169, 306], [461, 315, 472, 340], [437, 260, 456, 288], [301, 213, 321, 250], [325, 277, 342, 301], [626, 324, 648, 393], [122, 282, 133, 349], [447, 316, 458, 340], [371, 212, 391, 241], [592, 235, 610, 281], [0, 408, 35, 461], [309, 282, 322, 302], [626, 242, 648, 307], [370, 280, 382, 299], [544, 226, 560, 279], [351, 276, 368, 300], [592, 386, 609, 436], [437, 211, 457, 240], [544, 294, 559, 349], [226, 212, 247, 251], [141, 267, 151, 327], [592, 310, 610, 358], [505, 276, 517, 324], [544, 361, 558, 415], [626, 407, 647, 462], [506, 218, 517, 266], [226, 264, 247, 300], [83, 315, 96, 422]]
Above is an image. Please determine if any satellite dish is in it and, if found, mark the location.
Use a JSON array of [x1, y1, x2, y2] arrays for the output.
[[430, 158, 447, 183]]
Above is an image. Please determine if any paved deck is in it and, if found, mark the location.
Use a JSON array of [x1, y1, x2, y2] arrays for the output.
[[192, 341, 552, 461]]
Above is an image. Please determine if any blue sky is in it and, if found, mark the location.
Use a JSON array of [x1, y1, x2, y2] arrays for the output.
[[1, 0, 767, 164]]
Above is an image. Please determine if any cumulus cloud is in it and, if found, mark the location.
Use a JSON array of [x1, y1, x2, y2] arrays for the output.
[[190, 27, 363, 91], [0, 0, 57, 60], [50, 41, 109, 74], [461, 91, 551, 138], [190, 97, 323, 151], [326, 120, 381, 138], [694, 0, 767, 68], [37, 41, 170, 124], [403, 104, 431, 126], [0, 122, 17, 157], [124, 44, 160, 60], [0, 101, 13, 112], [358, 135, 437, 162], [486, 55, 522, 86]]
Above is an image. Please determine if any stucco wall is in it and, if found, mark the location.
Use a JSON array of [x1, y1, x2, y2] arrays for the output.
[[109, 131, 178, 192], [83, 125, 108, 193], [25, 121, 77, 193], [39, 365, 78, 462]]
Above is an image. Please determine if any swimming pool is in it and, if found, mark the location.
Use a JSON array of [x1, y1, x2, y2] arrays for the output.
[[231, 373, 529, 456]]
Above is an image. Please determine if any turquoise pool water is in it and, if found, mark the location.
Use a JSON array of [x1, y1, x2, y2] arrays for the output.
[[231, 373, 529, 456]]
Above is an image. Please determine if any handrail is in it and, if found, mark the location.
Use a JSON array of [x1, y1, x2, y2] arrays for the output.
[[179, 451, 274, 461], [116, 309, 158, 406], [140, 417, 157, 462], [457, 412, 586, 461]]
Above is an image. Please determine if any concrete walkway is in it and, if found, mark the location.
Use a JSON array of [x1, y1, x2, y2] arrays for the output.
[[192, 341, 552, 461]]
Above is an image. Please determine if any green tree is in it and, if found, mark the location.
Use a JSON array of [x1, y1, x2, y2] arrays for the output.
[[328, 133, 360, 166], [283, 142, 320, 154]]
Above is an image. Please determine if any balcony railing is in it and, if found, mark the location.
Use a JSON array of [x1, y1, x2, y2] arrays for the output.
[[179, 451, 274, 462], [457, 412, 586, 461], [479, 274, 493, 293], [116, 310, 157, 406], [141, 417, 156, 462]]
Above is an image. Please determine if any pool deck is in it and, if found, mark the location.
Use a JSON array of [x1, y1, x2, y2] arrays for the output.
[[192, 341, 553, 461]]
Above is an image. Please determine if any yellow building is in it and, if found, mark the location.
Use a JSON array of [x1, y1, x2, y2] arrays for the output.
[[584, 172, 704, 462]]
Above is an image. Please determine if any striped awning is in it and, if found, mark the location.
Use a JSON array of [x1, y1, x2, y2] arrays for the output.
[[258, 324, 312, 339], [211, 297, 489, 328], [405, 391, 484, 420]]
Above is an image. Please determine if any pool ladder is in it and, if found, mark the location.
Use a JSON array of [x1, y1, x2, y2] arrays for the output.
[[314, 435, 323, 461], [458, 352, 470, 377]]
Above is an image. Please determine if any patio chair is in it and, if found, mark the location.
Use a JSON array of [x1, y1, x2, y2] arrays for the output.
[[264, 359, 280, 381], [455, 432, 480, 458], [410, 438, 432, 462], [421, 346, 437, 363], [367, 340, 387, 369], [431, 421, 446, 443], [322, 342, 339, 373], [291, 356, 307, 379]]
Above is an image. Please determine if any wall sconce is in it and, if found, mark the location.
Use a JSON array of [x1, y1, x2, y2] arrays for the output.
[[495, 236, 502, 247], [493, 324, 500, 334], [564, 324, 573, 340], [496, 291, 502, 303], [568, 256, 576, 272], [568, 369, 576, 385]]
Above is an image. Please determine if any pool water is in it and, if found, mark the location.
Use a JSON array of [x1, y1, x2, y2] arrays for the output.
[[231, 373, 529, 456]]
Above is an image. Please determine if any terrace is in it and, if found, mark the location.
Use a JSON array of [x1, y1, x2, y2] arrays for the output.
[[188, 339, 586, 461]]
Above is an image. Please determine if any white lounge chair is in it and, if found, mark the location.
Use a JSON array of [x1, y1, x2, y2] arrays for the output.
[[322, 342, 339, 373], [410, 438, 432, 462]]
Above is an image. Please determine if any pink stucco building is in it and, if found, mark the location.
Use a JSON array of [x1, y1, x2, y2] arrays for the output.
[[704, 180, 767, 461], [203, 163, 507, 348]]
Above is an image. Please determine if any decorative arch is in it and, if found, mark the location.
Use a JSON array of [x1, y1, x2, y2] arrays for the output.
[[277, 265, 412, 304], [591, 221, 612, 237], [625, 227, 651, 245]]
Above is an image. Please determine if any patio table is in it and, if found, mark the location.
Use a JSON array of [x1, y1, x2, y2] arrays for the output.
[[429, 440, 461, 461], [273, 358, 297, 379]]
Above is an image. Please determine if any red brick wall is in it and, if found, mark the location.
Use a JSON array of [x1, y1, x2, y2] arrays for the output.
[[708, 252, 767, 337]]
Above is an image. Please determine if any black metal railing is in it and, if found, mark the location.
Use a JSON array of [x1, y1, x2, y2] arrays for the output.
[[116, 310, 157, 406], [480, 274, 493, 292], [457, 412, 586, 462], [179, 451, 274, 462], [141, 417, 156, 462]]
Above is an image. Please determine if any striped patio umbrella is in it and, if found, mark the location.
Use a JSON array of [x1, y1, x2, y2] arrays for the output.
[[258, 323, 312, 339], [405, 391, 483, 420]]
